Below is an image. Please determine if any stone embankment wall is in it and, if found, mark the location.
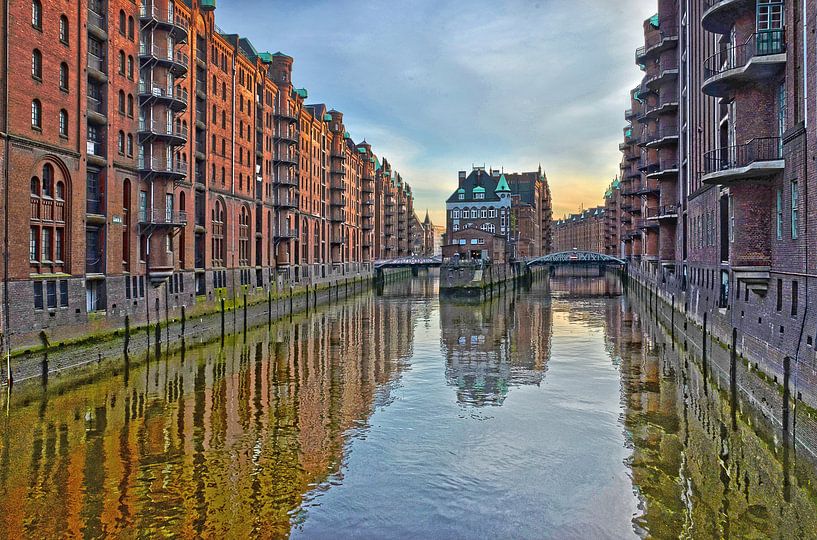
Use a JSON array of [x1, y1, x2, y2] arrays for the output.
[[5, 268, 411, 385]]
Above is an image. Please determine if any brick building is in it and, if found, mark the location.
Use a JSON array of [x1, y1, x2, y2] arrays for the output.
[[552, 206, 606, 254], [614, 0, 817, 406], [443, 166, 552, 261], [0, 0, 425, 351]]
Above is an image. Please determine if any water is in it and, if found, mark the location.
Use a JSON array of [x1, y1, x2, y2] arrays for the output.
[[0, 274, 815, 539]]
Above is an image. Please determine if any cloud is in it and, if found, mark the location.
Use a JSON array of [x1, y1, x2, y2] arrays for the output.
[[215, 0, 657, 225]]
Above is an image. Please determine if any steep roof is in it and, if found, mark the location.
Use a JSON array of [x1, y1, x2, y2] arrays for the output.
[[446, 169, 503, 204]]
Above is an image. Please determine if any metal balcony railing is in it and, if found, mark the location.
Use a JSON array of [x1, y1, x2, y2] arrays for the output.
[[87, 96, 106, 115], [704, 31, 786, 79], [86, 140, 105, 157], [703, 137, 782, 175], [138, 208, 188, 225], [138, 156, 188, 175], [88, 10, 105, 31], [139, 119, 188, 140], [87, 52, 106, 73]]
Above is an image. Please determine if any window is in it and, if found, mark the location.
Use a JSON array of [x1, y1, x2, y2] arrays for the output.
[[212, 200, 226, 267], [489, 209, 497, 218], [127, 94, 134, 117], [480, 209, 487, 218], [792, 280, 799, 316], [126, 134, 133, 157], [59, 280, 68, 306], [119, 10, 126, 35], [32, 0, 42, 29], [127, 56, 134, 79], [239, 206, 250, 266], [59, 63, 69, 91], [118, 131, 125, 154], [221, 110, 226, 129], [46, 280, 57, 309], [776, 278, 783, 311], [55, 228, 63, 261], [127, 16, 134, 40], [118, 51, 125, 75], [118, 90, 125, 114], [41, 228, 51, 261], [32, 49, 42, 79], [458, 193, 464, 200], [59, 15, 69, 43], [776, 188, 783, 240], [452, 209, 460, 219], [30, 227, 38, 261], [33, 282, 43, 310], [791, 180, 798, 239], [58, 109, 68, 137], [31, 99, 41, 129], [475, 192, 484, 200]]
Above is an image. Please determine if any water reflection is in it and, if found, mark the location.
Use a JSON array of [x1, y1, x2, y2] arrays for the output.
[[0, 293, 417, 538], [608, 292, 817, 538], [1, 275, 816, 538], [439, 285, 552, 406]]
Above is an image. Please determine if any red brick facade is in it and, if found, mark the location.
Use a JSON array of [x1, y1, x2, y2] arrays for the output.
[[552, 206, 606, 254], [613, 0, 817, 407], [0, 0, 429, 351]]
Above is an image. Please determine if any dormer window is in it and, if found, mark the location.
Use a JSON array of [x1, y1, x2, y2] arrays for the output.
[[475, 193, 484, 200], [458, 193, 464, 200]]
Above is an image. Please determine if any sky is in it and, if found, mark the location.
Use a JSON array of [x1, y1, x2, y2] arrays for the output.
[[216, 0, 658, 224]]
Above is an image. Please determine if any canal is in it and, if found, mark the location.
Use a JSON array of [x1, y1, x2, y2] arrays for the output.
[[1, 274, 816, 538]]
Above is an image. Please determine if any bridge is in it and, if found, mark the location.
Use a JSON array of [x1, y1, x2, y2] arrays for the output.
[[525, 251, 625, 267], [374, 256, 442, 269]]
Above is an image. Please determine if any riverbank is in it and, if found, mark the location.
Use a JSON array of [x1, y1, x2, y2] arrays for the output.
[[4, 267, 412, 386]]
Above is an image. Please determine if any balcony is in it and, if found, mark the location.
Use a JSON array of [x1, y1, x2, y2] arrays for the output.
[[274, 226, 297, 240], [138, 118, 188, 145], [87, 52, 107, 82], [86, 97, 107, 125], [274, 131, 298, 144], [87, 10, 107, 40], [86, 141, 106, 166], [642, 120, 679, 148], [636, 24, 679, 63], [639, 89, 679, 122], [330, 209, 346, 222], [274, 110, 298, 123], [140, 3, 190, 43], [658, 204, 679, 220], [138, 156, 188, 179], [276, 173, 298, 187], [139, 44, 189, 77], [702, 137, 784, 185], [86, 193, 105, 219], [138, 208, 188, 229], [331, 234, 347, 245], [703, 31, 786, 97], [273, 152, 297, 165], [646, 155, 680, 181], [139, 82, 188, 110], [273, 191, 298, 208], [702, 0, 754, 34], [624, 108, 635, 121]]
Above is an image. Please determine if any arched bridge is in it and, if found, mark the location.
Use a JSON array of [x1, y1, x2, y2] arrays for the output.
[[526, 251, 625, 267], [374, 256, 442, 269]]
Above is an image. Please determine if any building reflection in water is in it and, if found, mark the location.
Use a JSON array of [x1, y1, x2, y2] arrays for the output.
[[606, 292, 817, 538], [439, 282, 553, 407], [0, 292, 417, 539]]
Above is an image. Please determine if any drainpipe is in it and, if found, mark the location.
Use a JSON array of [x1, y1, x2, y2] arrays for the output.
[[2, 0, 11, 377], [793, 0, 809, 397]]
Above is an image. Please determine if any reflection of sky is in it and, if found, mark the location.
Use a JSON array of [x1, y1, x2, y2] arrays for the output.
[[216, 1, 658, 223]]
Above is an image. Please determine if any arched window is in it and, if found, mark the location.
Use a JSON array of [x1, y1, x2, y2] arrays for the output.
[[118, 50, 125, 75], [32, 49, 42, 79], [118, 10, 126, 35], [127, 94, 134, 117], [59, 15, 69, 43], [221, 110, 226, 129], [239, 206, 250, 266], [127, 16, 134, 40], [118, 90, 125, 114], [32, 0, 42, 29], [58, 109, 68, 137], [212, 200, 225, 267], [30, 162, 69, 271], [122, 178, 131, 271], [222, 81, 226, 99], [179, 191, 186, 267], [118, 131, 125, 154], [126, 134, 133, 157], [127, 56, 134, 79], [221, 167, 225, 186], [31, 99, 41, 129], [59, 63, 69, 91]]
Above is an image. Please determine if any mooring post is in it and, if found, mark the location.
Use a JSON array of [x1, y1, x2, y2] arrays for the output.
[[730, 327, 738, 431], [220, 298, 226, 337]]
